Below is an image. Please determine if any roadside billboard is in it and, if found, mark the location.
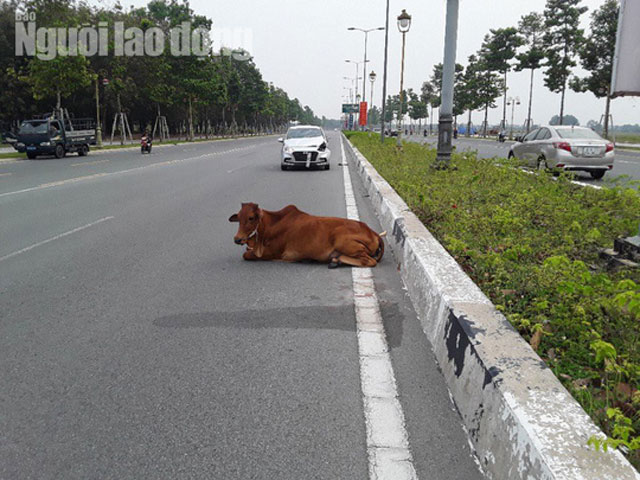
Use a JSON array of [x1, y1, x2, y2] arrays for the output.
[[611, 0, 640, 97], [342, 103, 359, 114]]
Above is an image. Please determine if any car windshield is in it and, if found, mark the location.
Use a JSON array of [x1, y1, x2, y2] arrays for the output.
[[287, 128, 322, 139], [556, 128, 602, 140], [19, 121, 49, 134]]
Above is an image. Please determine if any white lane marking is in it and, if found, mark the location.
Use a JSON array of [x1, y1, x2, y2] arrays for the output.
[[340, 135, 418, 480], [0, 172, 13, 177], [71, 159, 110, 167], [0, 216, 114, 263], [0, 144, 262, 199]]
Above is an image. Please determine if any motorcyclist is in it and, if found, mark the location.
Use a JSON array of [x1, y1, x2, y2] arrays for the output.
[[141, 129, 152, 153]]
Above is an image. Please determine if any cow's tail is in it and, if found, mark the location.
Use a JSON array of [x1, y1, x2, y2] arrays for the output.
[[372, 231, 385, 262]]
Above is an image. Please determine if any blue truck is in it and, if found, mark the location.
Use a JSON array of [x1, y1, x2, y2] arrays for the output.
[[14, 115, 96, 159]]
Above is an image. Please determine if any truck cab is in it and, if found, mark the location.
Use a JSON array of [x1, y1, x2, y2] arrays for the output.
[[15, 116, 96, 159]]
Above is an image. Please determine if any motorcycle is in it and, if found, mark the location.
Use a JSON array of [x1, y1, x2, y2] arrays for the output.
[[141, 135, 152, 154], [498, 132, 506, 143]]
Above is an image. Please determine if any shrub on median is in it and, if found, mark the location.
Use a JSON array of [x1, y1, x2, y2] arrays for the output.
[[347, 132, 640, 468]]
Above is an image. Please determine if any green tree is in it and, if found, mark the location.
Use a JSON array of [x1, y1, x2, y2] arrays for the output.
[[542, 0, 588, 125], [570, 0, 619, 138], [479, 27, 524, 130], [471, 53, 504, 137], [420, 79, 437, 134], [459, 55, 488, 137], [550, 114, 579, 126], [407, 89, 428, 131], [516, 12, 546, 132], [26, 51, 92, 115]]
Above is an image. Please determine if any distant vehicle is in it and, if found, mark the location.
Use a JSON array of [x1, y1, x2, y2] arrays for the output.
[[141, 134, 152, 154], [14, 115, 96, 159], [385, 129, 398, 137], [509, 125, 614, 179], [279, 125, 331, 171]]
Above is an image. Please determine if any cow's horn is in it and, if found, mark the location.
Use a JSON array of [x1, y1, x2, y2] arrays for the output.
[[379, 231, 387, 238]]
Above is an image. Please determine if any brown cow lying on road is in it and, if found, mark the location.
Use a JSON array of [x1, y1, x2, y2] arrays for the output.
[[229, 203, 385, 268]]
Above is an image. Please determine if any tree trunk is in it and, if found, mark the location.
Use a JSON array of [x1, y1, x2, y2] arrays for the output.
[[502, 70, 508, 129], [467, 109, 472, 137], [188, 96, 194, 141], [603, 95, 611, 139], [526, 68, 534, 132], [483, 103, 489, 137], [56, 88, 61, 116]]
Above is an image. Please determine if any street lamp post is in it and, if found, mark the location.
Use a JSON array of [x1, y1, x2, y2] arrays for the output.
[[369, 70, 377, 130], [396, 9, 411, 147], [507, 96, 520, 140], [348, 26, 385, 130], [95, 74, 108, 148], [380, 0, 390, 142], [435, 0, 460, 168], [95, 76, 102, 148], [346, 59, 368, 129]]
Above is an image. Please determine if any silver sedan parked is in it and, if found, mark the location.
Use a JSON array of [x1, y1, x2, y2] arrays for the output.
[[508, 126, 615, 179]]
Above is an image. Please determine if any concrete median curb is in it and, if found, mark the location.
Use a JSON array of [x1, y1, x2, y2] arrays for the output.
[[342, 134, 639, 480]]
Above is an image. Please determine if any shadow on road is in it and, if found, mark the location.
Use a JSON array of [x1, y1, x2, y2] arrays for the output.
[[153, 303, 406, 349]]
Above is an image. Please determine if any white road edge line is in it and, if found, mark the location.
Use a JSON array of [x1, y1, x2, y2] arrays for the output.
[[0, 216, 114, 263], [340, 135, 418, 480]]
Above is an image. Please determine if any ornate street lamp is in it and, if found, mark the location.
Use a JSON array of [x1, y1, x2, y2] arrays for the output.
[[396, 9, 411, 147], [369, 71, 377, 130]]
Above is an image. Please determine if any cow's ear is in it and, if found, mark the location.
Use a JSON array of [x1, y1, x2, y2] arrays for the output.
[[228, 214, 239, 222]]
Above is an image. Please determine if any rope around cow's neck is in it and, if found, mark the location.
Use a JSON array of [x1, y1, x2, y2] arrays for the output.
[[245, 222, 260, 252]]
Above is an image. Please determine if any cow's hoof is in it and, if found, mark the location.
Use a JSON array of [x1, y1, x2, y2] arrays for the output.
[[328, 261, 339, 269]]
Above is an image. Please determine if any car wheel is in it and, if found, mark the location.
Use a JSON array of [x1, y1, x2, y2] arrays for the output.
[[324, 164, 330, 170], [54, 144, 65, 159], [508, 151, 514, 159], [590, 169, 605, 180], [78, 145, 88, 156], [281, 164, 288, 171], [27, 152, 37, 160], [536, 156, 547, 172]]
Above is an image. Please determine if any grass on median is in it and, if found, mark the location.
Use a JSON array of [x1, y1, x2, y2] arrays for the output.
[[346, 132, 640, 467]]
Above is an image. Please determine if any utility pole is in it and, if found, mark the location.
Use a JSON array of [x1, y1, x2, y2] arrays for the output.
[[435, 0, 459, 168], [95, 76, 102, 148], [380, 0, 390, 142]]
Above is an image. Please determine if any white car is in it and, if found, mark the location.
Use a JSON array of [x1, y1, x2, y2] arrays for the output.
[[279, 125, 331, 171], [509, 125, 614, 179]]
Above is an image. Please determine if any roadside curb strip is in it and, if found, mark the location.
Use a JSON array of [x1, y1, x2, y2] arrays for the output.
[[343, 135, 639, 480]]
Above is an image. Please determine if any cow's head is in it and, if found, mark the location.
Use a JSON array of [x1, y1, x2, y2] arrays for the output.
[[229, 202, 262, 245]]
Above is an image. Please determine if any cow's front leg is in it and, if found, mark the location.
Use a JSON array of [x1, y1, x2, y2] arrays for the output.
[[243, 249, 259, 261]]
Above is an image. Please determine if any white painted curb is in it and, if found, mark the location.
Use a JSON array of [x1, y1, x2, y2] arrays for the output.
[[343, 134, 640, 480]]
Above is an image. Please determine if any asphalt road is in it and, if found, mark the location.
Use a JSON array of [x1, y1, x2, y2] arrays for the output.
[[0, 134, 483, 479], [410, 134, 640, 187]]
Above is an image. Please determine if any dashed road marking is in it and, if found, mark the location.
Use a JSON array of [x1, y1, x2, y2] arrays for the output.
[[0, 216, 114, 262], [0, 172, 13, 177], [340, 135, 418, 480], [0, 144, 262, 199], [71, 159, 110, 167]]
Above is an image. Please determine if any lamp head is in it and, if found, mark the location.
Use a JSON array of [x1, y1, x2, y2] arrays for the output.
[[397, 9, 411, 33], [369, 71, 377, 82]]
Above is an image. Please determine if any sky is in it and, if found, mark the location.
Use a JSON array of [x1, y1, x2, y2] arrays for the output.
[[94, 0, 640, 127]]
